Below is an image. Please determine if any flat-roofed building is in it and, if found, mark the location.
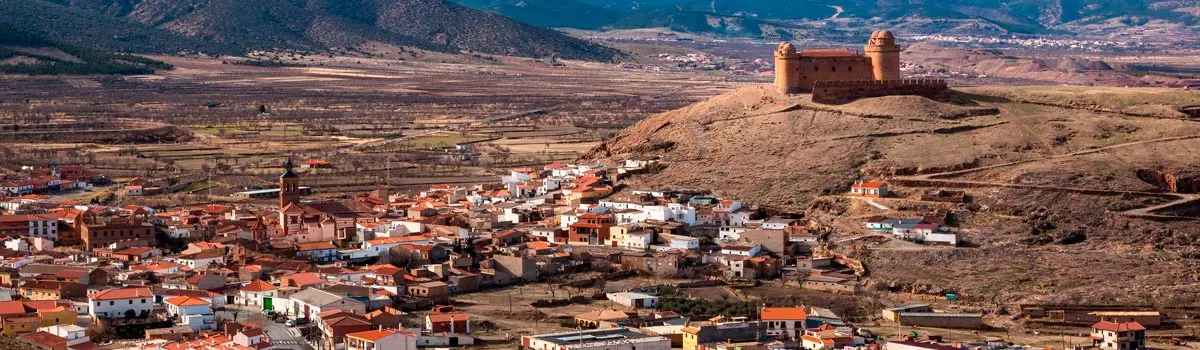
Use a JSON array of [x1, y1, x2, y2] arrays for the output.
[[522, 328, 670, 350]]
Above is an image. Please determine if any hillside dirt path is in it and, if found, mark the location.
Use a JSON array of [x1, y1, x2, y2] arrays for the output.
[[892, 134, 1200, 220]]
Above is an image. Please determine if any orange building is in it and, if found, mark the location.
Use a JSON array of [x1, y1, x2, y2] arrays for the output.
[[568, 214, 614, 245]]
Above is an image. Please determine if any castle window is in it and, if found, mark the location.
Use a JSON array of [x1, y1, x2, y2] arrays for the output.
[[814, 66, 819, 71], [832, 66, 837, 72], [848, 66, 852, 72]]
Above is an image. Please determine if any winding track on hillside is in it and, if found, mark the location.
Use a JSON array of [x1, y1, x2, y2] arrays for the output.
[[889, 133, 1200, 220]]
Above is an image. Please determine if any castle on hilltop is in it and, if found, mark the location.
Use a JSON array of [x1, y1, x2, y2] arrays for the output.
[[774, 30, 948, 104], [774, 30, 902, 93]]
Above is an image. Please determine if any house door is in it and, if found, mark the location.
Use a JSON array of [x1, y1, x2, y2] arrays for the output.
[[611, 241, 617, 247], [263, 297, 273, 312], [449, 337, 459, 346]]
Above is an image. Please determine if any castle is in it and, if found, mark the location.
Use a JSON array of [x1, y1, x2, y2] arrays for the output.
[[774, 30, 902, 94]]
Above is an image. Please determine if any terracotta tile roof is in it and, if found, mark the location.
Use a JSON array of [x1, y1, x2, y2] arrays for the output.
[[90, 287, 153, 301], [325, 315, 371, 327], [113, 246, 153, 256], [55, 269, 87, 279], [1093, 321, 1146, 332], [19, 331, 68, 347], [399, 244, 436, 252], [240, 328, 264, 337], [241, 279, 277, 292], [347, 329, 402, 342], [282, 272, 324, 287], [318, 309, 353, 319], [21, 300, 60, 311], [0, 301, 28, 315], [427, 313, 469, 323], [853, 181, 887, 189], [761, 307, 807, 321], [166, 296, 210, 307]]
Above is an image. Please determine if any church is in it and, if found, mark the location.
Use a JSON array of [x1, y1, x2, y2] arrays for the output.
[[264, 158, 378, 246]]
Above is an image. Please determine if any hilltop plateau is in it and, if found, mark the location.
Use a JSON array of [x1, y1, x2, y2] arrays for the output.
[[587, 85, 1200, 304]]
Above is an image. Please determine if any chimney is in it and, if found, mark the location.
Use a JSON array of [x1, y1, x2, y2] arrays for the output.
[[449, 314, 455, 334]]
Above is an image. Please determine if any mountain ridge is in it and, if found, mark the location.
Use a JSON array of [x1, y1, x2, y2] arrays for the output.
[[1, 0, 623, 61], [452, 0, 1200, 37]]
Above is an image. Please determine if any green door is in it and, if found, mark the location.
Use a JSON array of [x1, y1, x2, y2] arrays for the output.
[[263, 297, 273, 312]]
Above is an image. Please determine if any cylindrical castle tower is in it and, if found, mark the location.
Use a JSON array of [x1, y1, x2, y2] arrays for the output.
[[774, 41, 801, 94], [864, 30, 901, 80]]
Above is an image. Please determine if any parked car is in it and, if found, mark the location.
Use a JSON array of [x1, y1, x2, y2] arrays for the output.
[[285, 318, 309, 327]]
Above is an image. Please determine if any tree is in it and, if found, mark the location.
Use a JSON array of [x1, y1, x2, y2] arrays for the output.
[[87, 324, 117, 343]]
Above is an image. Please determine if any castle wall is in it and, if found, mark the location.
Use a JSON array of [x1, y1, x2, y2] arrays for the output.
[[795, 56, 875, 92], [811, 79, 949, 104]]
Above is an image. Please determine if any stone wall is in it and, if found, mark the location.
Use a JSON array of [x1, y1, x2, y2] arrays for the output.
[[812, 79, 950, 104]]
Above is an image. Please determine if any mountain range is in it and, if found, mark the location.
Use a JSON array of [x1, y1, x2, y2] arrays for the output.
[[451, 0, 1200, 37], [0, 0, 623, 61]]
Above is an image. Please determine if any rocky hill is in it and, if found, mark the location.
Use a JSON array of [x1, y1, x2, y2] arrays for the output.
[[587, 85, 1200, 304], [0, 0, 623, 61]]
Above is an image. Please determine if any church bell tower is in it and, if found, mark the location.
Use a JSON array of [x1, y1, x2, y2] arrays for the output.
[[280, 157, 300, 208]]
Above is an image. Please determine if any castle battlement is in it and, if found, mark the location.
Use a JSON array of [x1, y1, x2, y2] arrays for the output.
[[811, 79, 950, 105], [812, 79, 947, 88]]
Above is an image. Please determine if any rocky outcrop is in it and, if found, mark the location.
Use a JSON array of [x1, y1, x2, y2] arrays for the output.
[[1136, 169, 1200, 193]]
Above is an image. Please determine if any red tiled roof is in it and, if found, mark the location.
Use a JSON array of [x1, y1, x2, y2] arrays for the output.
[[282, 272, 324, 287], [90, 287, 153, 301], [853, 181, 887, 189], [166, 296, 210, 307], [241, 279, 277, 292], [427, 313, 469, 323], [347, 329, 403, 342], [761, 307, 807, 321], [0, 301, 28, 315], [19, 331, 68, 347], [1093, 321, 1146, 332]]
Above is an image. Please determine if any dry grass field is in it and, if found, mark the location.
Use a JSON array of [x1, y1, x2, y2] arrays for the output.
[[0, 52, 742, 206]]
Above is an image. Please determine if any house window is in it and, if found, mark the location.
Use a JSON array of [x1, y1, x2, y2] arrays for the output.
[[109, 301, 114, 306]]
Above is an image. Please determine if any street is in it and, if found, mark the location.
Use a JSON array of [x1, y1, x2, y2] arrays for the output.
[[216, 307, 313, 350]]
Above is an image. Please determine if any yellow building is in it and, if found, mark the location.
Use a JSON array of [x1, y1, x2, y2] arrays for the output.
[[37, 307, 77, 327], [607, 225, 629, 247], [3, 317, 40, 335], [681, 326, 701, 350]]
